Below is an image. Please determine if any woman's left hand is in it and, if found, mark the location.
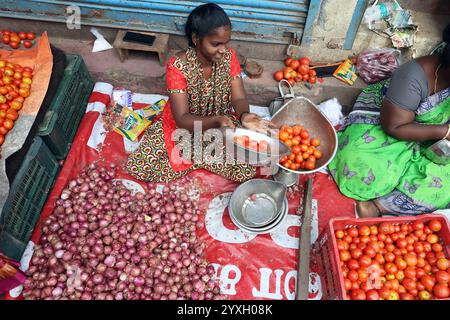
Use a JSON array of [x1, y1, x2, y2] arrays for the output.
[[241, 113, 278, 134]]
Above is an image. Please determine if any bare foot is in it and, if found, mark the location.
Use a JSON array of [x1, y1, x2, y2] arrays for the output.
[[356, 201, 382, 218]]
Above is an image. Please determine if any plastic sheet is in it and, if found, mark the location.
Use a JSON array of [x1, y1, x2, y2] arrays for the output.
[[27, 84, 358, 300]]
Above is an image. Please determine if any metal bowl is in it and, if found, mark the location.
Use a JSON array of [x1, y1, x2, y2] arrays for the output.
[[228, 179, 287, 228], [272, 167, 299, 187], [271, 96, 338, 174], [229, 197, 288, 234], [221, 127, 291, 166]]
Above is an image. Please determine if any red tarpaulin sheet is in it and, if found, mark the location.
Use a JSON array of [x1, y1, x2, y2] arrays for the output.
[[27, 83, 357, 300]]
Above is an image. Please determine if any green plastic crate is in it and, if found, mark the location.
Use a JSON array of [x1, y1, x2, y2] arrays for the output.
[[37, 54, 94, 159], [0, 137, 60, 260]]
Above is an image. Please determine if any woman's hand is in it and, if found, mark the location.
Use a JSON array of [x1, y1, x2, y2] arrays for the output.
[[218, 115, 236, 129], [241, 113, 278, 134]]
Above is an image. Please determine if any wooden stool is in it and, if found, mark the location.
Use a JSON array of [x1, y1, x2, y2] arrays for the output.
[[113, 30, 169, 66]]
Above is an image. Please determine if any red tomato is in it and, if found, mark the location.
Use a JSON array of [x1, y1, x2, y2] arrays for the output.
[[304, 160, 315, 170], [343, 235, 353, 244], [433, 284, 449, 299], [290, 60, 300, 69], [404, 253, 418, 267], [363, 246, 377, 258], [298, 63, 310, 75], [274, 70, 284, 81], [385, 263, 398, 275], [351, 289, 366, 300], [365, 289, 379, 300], [299, 57, 311, 66], [26, 32, 36, 40], [359, 225, 371, 237], [347, 270, 359, 282], [396, 238, 408, 248], [337, 239, 349, 251], [0, 134, 3, 145], [395, 257, 408, 270], [9, 42, 19, 49], [412, 221, 424, 231], [379, 222, 393, 235], [374, 253, 385, 265], [284, 58, 293, 67], [379, 287, 391, 300], [347, 259, 360, 270], [350, 248, 363, 260], [2, 35, 10, 44], [18, 32, 27, 40], [404, 266, 417, 280], [428, 219, 442, 232], [400, 293, 415, 300], [359, 255, 372, 268], [384, 252, 396, 263], [308, 76, 317, 84], [335, 230, 345, 239], [435, 271, 450, 284], [344, 278, 352, 291], [300, 129, 310, 140]]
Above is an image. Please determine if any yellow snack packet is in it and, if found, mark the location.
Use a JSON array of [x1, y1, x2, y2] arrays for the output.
[[112, 103, 151, 141], [136, 99, 166, 121], [333, 59, 358, 85]]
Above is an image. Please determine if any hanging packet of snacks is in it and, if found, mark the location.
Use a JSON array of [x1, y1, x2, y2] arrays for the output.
[[333, 59, 358, 85], [111, 101, 151, 141]]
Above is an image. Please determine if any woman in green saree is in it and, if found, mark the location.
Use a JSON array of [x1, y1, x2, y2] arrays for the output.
[[329, 25, 450, 217]]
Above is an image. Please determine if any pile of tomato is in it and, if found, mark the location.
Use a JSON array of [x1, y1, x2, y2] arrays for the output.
[[233, 135, 269, 153], [278, 124, 322, 171], [0, 59, 34, 146], [273, 57, 317, 86], [334, 219, 450, 300], [1, 30, 36, 50]]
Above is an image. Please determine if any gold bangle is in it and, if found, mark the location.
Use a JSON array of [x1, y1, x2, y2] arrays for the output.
[[444, 124, 450, 140]]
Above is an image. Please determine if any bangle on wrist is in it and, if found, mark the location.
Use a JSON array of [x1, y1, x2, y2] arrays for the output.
[[443, 124, 450, 140], [239, 112, 250, 123]]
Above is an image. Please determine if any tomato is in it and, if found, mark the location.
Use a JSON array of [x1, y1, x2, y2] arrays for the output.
[[433, 284, 449, 299], [347, 259, 360, 270], [396, 238, 407, 249], [27, 32, 36, 41], [412, 221, 424, 231], [428, 219, 442, 232], [302, 74, 309, 81], [400, 293, 415, 300], [308, 76, 317, 84], [418, 290, 431, 300], [385, 262, 398, 275], [304, 160, 315, 170], [396, 270, 405, 282], [424, 226, 433, 235], [290, 60, 300, 70], [299, 57, 310, 66], [426, 234, 439, 244], [384, 252, 396, 263], [388, 290, 399, 300], [24, 41, 33, 49], [344, 278, 352, 291], [404, 266, 417, 280], [374, 253, 385, 265], [436, 258, 449, 271], [351, 289, 366, 300], [9, 42, 20, 49], [343, 235, 353, 244], [0, 134, 4, 145], [5, 109, 18, 121], [358, 255, 372, 268], [404, 253, 418, 267], [298, 64, 310, 75], [335, 230, 345, 239], [419, 274, 435, 291], [0, 125, 7, 135], [379, 222, 393, 234], [364, 289, 378, 300], [363, 246, 377, 258], [10, 101, 22, 111], [284, 58, 293, 67], [299, 129, 310, 140], [17, 31, 26, 40], [22, 77, 32, 85], [435, 271, 450, 284], [349, 248, 362, 260], [3, 118, 14, 130], [273, 70, 284, 81], [2, 35, 10, 44], [339, 250, 351, 262], [337, 239, 349, 251], [395, 257, 407, 270], [378, 287, 390, 300], [431, 244, 443, 254], [347, 270, 359, 282], [357, 225, 370, 237], [279, 131, 289, 141]]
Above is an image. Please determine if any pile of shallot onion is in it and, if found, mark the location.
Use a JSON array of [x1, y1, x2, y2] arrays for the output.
[[22, 163, 224, 300]]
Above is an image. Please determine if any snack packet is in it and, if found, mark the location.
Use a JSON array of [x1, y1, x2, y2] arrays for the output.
[[111, 102, 151, 141], [333, 59, 358, 85], [135, 99, 166, 121]]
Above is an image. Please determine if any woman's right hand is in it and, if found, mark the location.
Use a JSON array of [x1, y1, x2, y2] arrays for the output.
[[218, 116, 236, 129]]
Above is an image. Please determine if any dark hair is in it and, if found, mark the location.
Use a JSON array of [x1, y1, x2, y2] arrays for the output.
[[185, 3, 232, 47], [443, 23, 450, 67]]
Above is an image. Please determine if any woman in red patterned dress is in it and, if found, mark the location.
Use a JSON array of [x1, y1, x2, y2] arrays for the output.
[[127, 3, 276, 183]]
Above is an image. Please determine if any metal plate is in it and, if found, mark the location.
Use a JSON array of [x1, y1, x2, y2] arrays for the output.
[[222, 127, 290, 166], [229, 197, 288, 234], [242, 193, 278, 226]]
